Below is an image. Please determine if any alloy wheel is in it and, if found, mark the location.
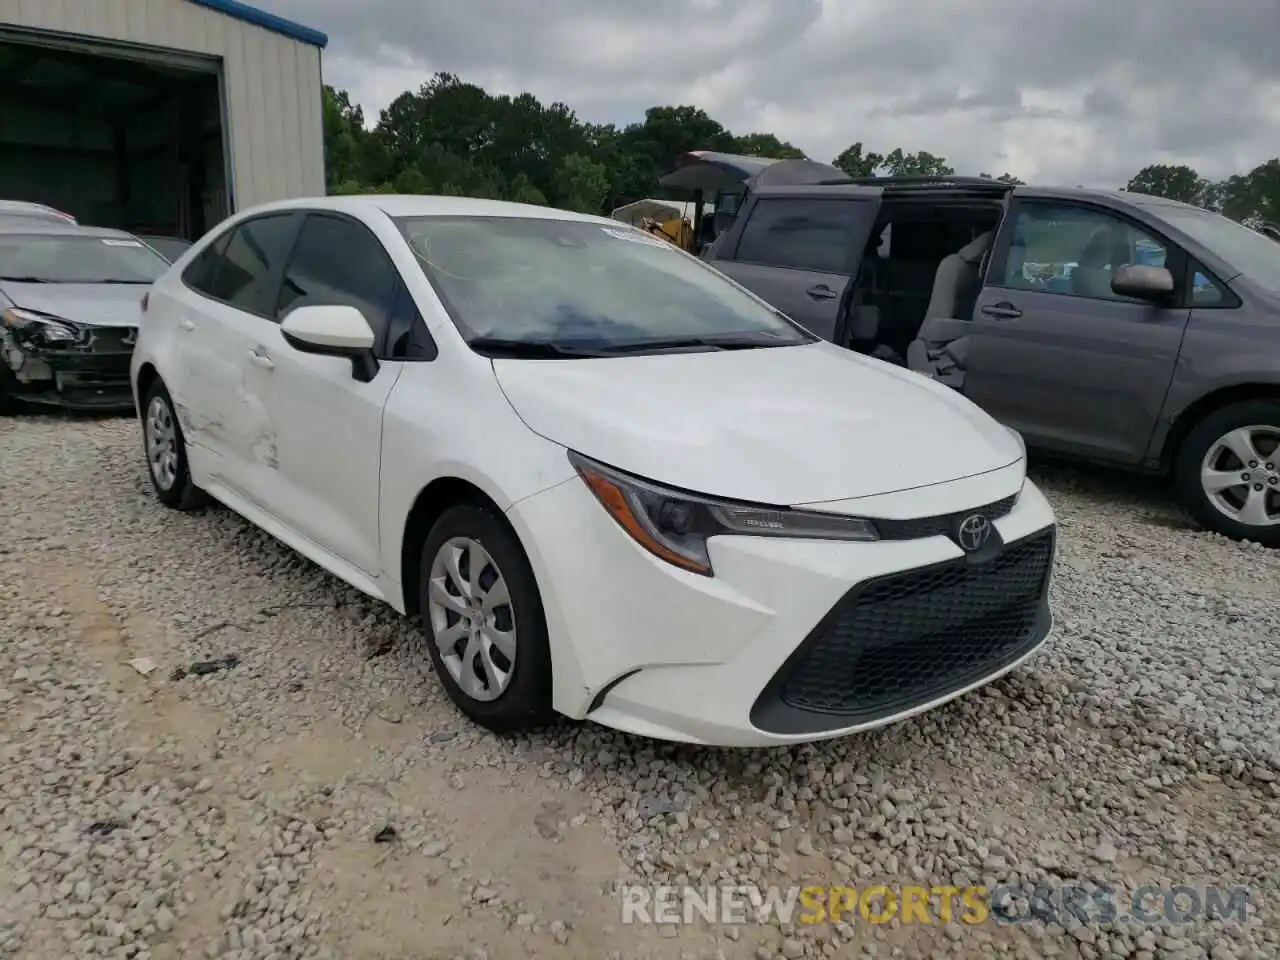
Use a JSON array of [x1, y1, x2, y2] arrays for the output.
[[1199, 424, 1280, 528], [426, 536, 517, 702], [146, 395, 179, 491]]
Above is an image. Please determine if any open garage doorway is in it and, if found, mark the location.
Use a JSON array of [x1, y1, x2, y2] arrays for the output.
[[0, 32, 229, 241]]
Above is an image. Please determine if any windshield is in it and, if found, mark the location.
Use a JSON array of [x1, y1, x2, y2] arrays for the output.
[[0, 234, 169, 283], [394, 215, 812, 351], [1155, 206, 1280, 293]]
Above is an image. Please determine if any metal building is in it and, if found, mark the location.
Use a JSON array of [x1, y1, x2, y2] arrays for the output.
[[0, 0, 327, 240]]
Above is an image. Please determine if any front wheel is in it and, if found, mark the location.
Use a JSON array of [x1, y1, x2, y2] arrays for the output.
[[417, 504, 555, 733], [1173, 399, 1280, 546]]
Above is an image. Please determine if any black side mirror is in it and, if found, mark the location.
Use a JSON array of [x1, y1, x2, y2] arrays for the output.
[[1111, 264, 1174, 302]]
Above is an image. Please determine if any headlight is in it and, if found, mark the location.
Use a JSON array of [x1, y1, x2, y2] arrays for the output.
[[568, 451, 879, 576], [2, 307, 81, 344]]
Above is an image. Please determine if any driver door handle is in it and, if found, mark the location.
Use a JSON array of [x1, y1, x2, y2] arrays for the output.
[[247, 346, 275, 370], [178, 318, 195, 331], [806, 284, 838, 301], [980, 302, 1023, 320]]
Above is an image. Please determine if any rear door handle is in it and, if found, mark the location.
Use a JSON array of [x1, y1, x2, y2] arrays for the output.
[[247, 346, 274, 370], [178, 318, 195, 331], [806, 284, 838, 301], [980, 302, 1023, 320]]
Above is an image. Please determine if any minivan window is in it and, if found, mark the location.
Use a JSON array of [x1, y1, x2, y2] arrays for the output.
[[396, 215, 813, 350], [1156, 206, 1280, 294], [1001, 204, 1170, 302], [733, 198, 869, 273]]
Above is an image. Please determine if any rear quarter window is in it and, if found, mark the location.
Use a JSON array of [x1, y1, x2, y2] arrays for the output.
[[733, 198, 868, 273]]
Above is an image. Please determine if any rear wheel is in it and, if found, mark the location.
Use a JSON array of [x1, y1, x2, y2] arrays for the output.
[[417, 504, 554, 733], [1174, 399, 1280, 546], [141, 380, 208, 510]]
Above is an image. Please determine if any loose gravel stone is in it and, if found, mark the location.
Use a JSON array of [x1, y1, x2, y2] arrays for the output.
[[1, 415, 1277, 960]]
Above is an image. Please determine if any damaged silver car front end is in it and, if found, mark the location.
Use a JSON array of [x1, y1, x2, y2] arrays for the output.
[[1, 307, 136, 411]]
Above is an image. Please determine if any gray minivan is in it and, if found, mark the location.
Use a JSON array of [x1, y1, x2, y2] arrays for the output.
[[704, 173, 1280, 546]]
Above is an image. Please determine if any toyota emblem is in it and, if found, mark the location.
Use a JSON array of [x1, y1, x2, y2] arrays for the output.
[[956, 513, 992, 552]]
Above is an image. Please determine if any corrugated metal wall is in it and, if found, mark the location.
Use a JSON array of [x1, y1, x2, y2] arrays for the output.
[[0, 0, 325, 209]]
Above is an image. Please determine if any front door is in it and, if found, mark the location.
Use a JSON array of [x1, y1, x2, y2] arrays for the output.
[[260, 212, 411, 576], [707, 185, 881, 342], [966, 199, 1193, 465]]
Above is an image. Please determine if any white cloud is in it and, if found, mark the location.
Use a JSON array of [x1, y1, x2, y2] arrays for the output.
[[262, 0, 1280, 187]]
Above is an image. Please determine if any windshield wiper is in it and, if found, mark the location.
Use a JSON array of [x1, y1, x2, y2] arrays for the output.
[[599, 333, 801, 354], [466, 336, 610, 358], [0, 275, 50, 283], [87, 279, 152, 284]]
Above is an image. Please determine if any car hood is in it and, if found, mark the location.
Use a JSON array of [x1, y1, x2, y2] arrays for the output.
[[0, 282, 147, 327], [492, 341, 1023, 505]]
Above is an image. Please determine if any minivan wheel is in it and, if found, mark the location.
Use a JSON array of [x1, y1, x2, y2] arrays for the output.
[[417, 504, 554, 733], [1174, 399, 1280, 546], [141, 380, 208, 510]]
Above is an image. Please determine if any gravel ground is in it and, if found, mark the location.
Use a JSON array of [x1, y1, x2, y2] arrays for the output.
[[1, 413, 1277, 960]]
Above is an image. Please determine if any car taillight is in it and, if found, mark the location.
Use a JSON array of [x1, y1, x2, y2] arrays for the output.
[[140, 292, 149, 312]]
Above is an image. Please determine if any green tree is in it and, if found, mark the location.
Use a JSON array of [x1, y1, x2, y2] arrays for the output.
[[733, 132, 806, 159], [833, 144, 955, 178], [832, 142, 885, 177], [322, 86, 372, 191], [1125, 164, 1209, 205], [1217, 158, 1280, 225], [880, 148, 954, 177], [553, 153, 610, 213]]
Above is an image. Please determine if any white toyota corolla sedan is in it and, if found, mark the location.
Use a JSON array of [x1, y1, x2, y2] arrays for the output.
[[130, 195, 1056, 747]]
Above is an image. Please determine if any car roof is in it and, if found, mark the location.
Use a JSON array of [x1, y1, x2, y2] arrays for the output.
[[816, 177, 1210, 215], [0, 199, 58, 212], [0, 222, 137, 239], [1011, 185, 1206, 212], [231, 194, 620, 226]]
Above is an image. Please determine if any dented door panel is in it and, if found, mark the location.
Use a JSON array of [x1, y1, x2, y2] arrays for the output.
[[256, 326, 401, 577], [180, 298, 282, 511]]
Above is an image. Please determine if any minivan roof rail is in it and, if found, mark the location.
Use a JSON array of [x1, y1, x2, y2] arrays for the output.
[[837, 175, 1012, 189]]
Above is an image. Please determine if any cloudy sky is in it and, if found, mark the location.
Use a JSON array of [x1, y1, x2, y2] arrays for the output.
[[257, 0, 1279, 188]]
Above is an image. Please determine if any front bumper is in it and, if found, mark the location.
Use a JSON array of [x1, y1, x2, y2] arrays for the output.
[[1, 327, 135, 411], [507, 467, 1057, 747]]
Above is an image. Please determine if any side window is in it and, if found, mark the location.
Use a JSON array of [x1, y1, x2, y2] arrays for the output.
[[180, 229, 231, 294], [1189, 263, 1237, 307], [997, 203, 1172, 303], [275, 214, 400, 348], [733, 198, 869, 273], [203, 215, 298, 316]]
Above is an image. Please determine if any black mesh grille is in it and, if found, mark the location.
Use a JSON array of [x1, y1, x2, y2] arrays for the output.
[[754, 528, 1053, 729], [875, 493, 1018, 542]]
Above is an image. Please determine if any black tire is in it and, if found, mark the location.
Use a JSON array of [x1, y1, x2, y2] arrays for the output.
[[0, 364, 20, 415], [141, 379, 208, 510], [1173, 399, 1280, 547], [417, 503, 555, 733]]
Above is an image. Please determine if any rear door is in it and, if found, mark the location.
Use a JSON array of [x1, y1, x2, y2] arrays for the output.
[[704, 185, 882, 342], [966, 198, 1192, 464], [175, 212, 302, 500]]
